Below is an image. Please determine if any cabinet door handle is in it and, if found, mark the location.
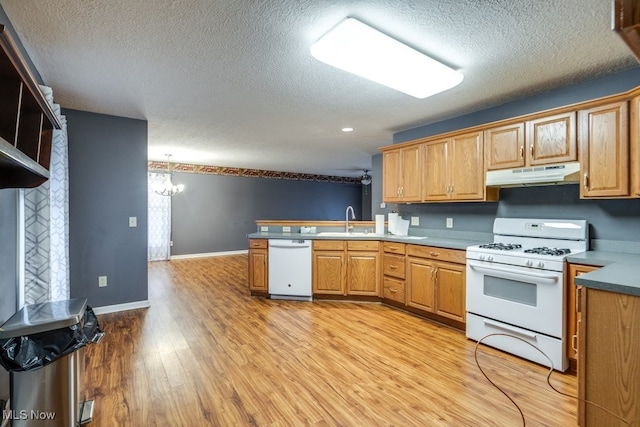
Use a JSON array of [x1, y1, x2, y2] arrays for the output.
[[520, 146, 524, 158], [430, 252, 440, 257], [388, 246, 398, 251], [530, 144, 534, 157], [571, 334, 578, 352], [389, 265, 398, 269], [583, 173, 589, 189], [389, 288, 398, 293], [434, 268, 438, 281]]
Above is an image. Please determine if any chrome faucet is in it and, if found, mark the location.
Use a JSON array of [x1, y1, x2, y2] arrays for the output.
[[345, 205, 355, 233]]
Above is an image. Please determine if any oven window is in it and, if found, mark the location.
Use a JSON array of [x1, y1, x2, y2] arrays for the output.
[[484, 276, 537, 306]]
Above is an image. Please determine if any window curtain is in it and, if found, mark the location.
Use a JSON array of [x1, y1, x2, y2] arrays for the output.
[[148, 172, 172, 261], [23, 86, 70, 304]]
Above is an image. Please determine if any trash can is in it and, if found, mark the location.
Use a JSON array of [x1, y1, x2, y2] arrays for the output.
[[0, 298, 104, 426]]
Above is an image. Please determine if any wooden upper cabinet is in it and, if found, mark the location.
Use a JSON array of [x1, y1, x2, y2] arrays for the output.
[[528, 112, 577, 165], [450, 132, 485, 200], [382, 145, 421, 202], [423, 131, 487, 201], [579, 101, 630, 198], [485, 122, 525, 170], [422, 138, 449, 201], [382, 149, 401, 202], [485, 112, 576, 170]]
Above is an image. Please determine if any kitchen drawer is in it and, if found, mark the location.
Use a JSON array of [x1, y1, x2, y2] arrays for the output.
[[313, 240, 345, 251], [382, 276, 405, 303], [383, 253, 405, 279], [407, 245, 465, 264], [347, 240, 380, 251], [249, 239, 268, 249], [383, 242, 406, 255]]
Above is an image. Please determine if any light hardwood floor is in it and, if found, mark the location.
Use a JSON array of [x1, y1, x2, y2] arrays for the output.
[[83, 255, 578, 426]]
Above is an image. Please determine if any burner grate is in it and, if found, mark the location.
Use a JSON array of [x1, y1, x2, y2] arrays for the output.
[[478, 243, 522, 251], [523, 247, 571, 256]]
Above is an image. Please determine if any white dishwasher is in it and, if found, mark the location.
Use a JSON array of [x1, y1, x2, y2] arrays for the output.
[[268, 239, 312, 301]]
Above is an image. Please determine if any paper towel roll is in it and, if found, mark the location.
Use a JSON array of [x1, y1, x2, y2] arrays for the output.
[[388, 212, 399, 234], [375, 214, 385, 235]]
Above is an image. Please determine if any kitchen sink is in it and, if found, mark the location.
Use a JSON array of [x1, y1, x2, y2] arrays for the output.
[[317, 231, 374, 236]]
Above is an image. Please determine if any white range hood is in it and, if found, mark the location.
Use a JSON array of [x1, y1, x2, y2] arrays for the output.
[[486, 162, 581, 187]]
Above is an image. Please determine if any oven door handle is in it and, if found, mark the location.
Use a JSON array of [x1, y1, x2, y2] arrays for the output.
[[468, 262, 560, 285]]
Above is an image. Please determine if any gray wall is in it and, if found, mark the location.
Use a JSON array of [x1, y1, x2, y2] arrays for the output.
[[65, 109, 148, 308], [0, 189, 17, 398], [377, 68, 640, 243], [171, 172, 362, 255]]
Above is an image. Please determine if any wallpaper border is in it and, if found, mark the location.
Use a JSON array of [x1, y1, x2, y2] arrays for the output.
[[148, 162, 361, 184]]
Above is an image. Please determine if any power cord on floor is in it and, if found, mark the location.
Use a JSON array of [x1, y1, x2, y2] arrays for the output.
[[474, 333, 630, 426]]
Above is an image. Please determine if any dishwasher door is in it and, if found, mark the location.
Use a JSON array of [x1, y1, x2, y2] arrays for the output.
[[268, 239, 312, 301]]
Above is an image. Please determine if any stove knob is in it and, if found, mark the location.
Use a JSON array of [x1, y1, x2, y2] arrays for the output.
[[479, 254, 485, 261], [537, 261, 544, 268], [487, 256, 494, 262], [526, 260, 533, 267]]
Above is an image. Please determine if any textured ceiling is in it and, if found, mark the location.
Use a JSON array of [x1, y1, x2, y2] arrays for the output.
[[0, 0, 638, 177]]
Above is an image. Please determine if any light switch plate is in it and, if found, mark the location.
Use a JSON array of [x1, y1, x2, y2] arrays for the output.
[[129, 216, 137, 227], [260, 226, 268, 232], [98, 276, 107, 287], [411, 216, 419, 226], [282, 226, 291, 233], [446, 218, 453, 228], [380, 202, 387, 209]]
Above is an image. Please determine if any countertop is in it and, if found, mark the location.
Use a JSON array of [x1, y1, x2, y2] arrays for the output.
[[248, 231, 640, 297], [246, 231, 489, 251], [569, 251, 640, 297]]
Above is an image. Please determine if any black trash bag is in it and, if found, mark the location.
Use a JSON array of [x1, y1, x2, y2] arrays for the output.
[[0, 306, 103, 372]]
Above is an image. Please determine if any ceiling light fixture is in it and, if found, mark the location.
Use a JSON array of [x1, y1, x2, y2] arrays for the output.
[[153, 154, 185, 196], [310, 18, 464, 99], [361, 170, 372, 185], [341, 127, 354, 132]]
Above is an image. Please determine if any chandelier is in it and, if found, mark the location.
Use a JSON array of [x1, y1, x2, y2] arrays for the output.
[[153, 154, 184, 196]]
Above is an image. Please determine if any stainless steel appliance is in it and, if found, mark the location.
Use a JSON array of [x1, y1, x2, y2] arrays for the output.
[[466, 218, 588, 371]]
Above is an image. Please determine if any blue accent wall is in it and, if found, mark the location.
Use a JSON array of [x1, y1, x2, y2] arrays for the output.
[[170, 172, 362, 255], [395, 68, 640, 143], [65, 109, 148, 308]]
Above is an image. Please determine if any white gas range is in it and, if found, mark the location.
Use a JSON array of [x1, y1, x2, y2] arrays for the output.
[[465, 218, 588, 371]]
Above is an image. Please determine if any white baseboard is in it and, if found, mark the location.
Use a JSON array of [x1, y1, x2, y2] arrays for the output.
[[92, 300, 150, 315], [170, 249, 248, 260]]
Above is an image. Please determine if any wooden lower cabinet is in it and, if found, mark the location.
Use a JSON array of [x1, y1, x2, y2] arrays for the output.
[[578, 287, 640, 426], [381, 242, 406, 304], [434, 262, 466, 322], [406, 245, 466, 323], [313, 241, 346, 295], [248, 239, 268, 292], [347, 250, 380, 296], [313, 240, 379, 296], [567, 263, 597, 371]]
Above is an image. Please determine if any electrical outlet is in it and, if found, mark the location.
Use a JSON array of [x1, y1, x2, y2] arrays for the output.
[[282, 226, 291, 233], [128, 216, 137, 227], [411, 216, 419, 226], [446, 218, 453, 228], [170, 240, 174, 247], [380, 202, 387, 209], [98, 276, 107, 287], [260, 226, 268, 232]]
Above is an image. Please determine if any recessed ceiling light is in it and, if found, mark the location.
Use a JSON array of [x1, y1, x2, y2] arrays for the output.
[[311, 18, 464, 99], [342, 127, 354, 132]]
